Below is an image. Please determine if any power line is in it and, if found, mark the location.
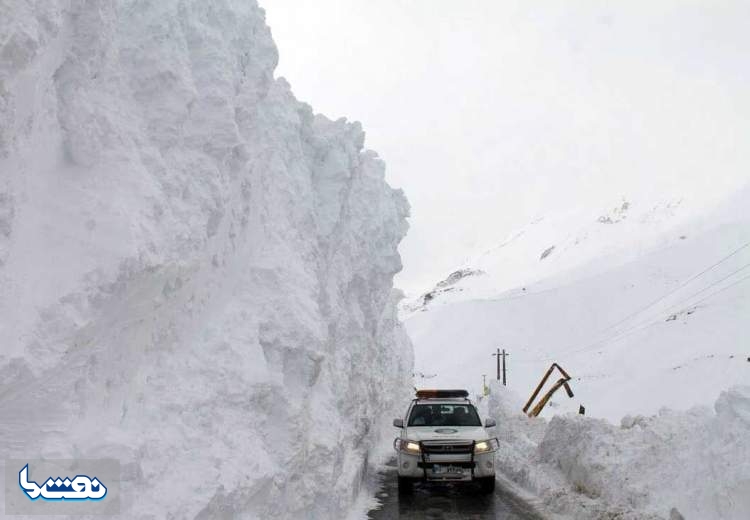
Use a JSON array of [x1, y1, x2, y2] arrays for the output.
[[654, 261, 750, 317], [517, 320, 661, 364], [674, 271, 750, 311], [568, 268, 750, 358], [514, 254, 750, 364], [592, 239, 750, 337]]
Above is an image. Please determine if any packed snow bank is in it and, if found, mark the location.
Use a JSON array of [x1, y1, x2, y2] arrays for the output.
[[0, 1, 412, 518], [488, 383, 750, 519]]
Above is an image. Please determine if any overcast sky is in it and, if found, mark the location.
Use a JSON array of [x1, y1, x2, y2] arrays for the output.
[[263, 1, 750, 294]]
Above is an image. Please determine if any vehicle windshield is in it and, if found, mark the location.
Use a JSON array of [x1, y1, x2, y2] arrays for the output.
[[407, 403, 482, 427]]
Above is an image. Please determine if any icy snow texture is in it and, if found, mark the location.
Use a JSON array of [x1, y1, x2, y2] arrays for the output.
[[488, 383, 750, 520], [0, 1, 411, 518]]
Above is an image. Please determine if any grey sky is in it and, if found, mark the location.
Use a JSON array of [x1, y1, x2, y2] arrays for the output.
[[263, 1, 750, 294]]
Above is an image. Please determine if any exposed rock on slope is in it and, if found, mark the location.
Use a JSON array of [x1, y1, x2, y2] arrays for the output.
[[402, 268, 485, 313]]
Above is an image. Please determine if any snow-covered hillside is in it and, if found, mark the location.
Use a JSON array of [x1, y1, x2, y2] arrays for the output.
[[405, 188, 750, 421], [0, 1, 411, 518], [399, 187, 749, 518]]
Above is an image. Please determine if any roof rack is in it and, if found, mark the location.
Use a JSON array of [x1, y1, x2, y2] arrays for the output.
[[415, 389, 469, 399]]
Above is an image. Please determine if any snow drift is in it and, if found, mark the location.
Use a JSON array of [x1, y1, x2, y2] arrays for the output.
[[488, 382, 750, 520], [0, 1, 411, 518]]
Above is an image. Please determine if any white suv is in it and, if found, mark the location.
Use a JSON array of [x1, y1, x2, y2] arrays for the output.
[[393, 389, 498, 494]]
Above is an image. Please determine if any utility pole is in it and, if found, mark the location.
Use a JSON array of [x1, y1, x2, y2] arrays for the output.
[[502, 349, 507, 386], [492, 348, 509, 386], [482, 374, 487, 396]]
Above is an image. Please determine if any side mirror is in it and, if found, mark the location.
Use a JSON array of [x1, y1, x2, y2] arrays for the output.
[[393, 418, 404, 428], [484, 418, 496, 428]]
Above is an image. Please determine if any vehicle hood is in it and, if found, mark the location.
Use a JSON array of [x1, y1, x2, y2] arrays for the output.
[[404, 426, 489, 442]]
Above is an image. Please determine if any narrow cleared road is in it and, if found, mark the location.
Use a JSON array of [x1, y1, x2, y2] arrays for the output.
[[367, 460, 545, 520]]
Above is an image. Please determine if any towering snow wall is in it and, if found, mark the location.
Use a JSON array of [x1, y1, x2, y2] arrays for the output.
[[0, 1, 412, 517]]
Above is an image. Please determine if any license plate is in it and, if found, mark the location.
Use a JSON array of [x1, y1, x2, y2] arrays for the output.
[[432, 465, 464, 475]]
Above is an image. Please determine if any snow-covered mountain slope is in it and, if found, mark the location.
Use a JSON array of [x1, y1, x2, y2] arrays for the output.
[[405, 196, 705, 311], [404, 187, 750, 421], [0, 1, 411, 518]]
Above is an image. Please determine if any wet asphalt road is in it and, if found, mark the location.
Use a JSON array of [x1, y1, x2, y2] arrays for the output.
[[367, 461, 545, 520]]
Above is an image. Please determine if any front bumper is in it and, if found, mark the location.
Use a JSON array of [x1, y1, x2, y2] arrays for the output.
[[395, 440, 496, 481]]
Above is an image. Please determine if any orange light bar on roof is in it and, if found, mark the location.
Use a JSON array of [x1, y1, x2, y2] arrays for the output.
[[416, 389, 469, 399]]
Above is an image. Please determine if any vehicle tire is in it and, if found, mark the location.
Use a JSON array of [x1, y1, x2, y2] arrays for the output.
[[478, 476, 495, 494], [397, 476, 414, 495]]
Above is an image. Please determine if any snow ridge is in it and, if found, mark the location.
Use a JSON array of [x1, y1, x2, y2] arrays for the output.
[[0, 1, 411, 518], [488, 383, 750, 520]]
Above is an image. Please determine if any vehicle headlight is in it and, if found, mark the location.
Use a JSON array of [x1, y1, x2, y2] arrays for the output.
[[394, 439, 421, 455], [474, 438, 499, 454]]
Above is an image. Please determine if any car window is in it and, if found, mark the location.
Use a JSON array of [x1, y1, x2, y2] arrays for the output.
[[407, 404, 482, 427]]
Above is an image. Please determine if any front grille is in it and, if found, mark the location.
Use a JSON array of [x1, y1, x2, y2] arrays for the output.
[[419, 441, 476, 480], [418, 461, 475, 469], [420, 441, 474, 454]]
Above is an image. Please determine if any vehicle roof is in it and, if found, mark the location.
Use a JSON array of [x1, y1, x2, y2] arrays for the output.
[[413, 398, 474, 405]]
